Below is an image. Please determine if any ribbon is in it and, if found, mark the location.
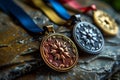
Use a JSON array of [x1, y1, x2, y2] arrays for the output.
[[59, 0, 96, 13], [45, 0, 71, 20], [0, 0, 44, 33], [32, 0, 66, 25]]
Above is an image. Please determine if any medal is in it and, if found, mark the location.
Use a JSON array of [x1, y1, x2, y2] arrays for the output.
[[34, 0, 104, 54], [59, 0, 119, 36], [93, 10, 118, 36], [40, 25, 78, 72], [68, 15, 104, 54], [0, 0, 78, 72]]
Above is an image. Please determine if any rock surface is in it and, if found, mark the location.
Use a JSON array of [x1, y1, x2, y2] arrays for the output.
[[0, 0, 120, 80]]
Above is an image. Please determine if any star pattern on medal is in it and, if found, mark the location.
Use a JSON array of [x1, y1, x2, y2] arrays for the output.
[[41, 34, 78, 72], [74, 22, 104, 54]]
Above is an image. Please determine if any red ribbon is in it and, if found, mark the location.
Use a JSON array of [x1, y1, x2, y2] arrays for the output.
[[59, 0, 96, 13]]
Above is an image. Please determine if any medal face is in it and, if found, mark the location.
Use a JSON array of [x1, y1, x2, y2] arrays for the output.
[[93, 10, 118, 36], [73, 22, 104, 54], [40, 33, 78, 72]]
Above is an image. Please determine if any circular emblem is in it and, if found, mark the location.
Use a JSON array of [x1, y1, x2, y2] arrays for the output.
[[73, 22, 104, 54], [40, 33, 78, 72], [93, 10, 118, 36]]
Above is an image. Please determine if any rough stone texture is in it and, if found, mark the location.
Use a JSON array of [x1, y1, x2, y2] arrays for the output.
[[0, 0, 120, 80]]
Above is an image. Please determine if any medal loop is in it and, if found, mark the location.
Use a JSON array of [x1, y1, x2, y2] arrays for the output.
[[43, 25, 55, 35]]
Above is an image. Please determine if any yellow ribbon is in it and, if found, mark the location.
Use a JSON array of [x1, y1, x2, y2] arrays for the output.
[[32, 0, 66, 25]]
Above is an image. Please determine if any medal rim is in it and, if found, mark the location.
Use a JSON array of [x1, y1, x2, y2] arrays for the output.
[[40, 33, 78, 72], [73, 21, 104, 54], [93, 10, 119, 36]]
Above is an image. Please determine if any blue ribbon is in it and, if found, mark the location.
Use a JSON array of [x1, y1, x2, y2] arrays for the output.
[[45, 0, 71, 20], [0, 0, 44, 33]]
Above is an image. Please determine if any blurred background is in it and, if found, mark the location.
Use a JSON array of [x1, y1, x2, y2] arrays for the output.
[[104, 0, 120, 12]]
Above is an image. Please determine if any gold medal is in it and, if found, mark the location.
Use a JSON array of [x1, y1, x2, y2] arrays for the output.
[[40, 25, 78, 72], [93, 10, 118, 36]]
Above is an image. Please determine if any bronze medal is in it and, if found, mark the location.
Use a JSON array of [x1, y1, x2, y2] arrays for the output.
[[93, 10, 119, 36], [40, 25, 78, 72]]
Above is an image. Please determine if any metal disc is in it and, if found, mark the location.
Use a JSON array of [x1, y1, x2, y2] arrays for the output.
[[73, 22, 104, 54], [40, 33, 78, 72], [93, 10, 119, 36]]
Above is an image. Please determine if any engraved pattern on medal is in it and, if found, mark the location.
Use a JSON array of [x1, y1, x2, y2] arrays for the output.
[[74, 22, 104, 53], [94, 10, 118, 35], [97, 12, 116, 31], [42, 35, 77, 69]]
